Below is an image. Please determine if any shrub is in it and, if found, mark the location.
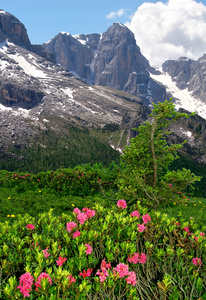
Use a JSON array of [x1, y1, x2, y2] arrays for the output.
[[117, 100, 201, 208], [1, 201, 205, 299]]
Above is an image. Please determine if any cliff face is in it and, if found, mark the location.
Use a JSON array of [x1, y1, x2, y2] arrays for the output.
[[0, 9, 32, 50], [43, 23, 167, 106], [43, 32, 100, 79], [162, 55, 206, 102]]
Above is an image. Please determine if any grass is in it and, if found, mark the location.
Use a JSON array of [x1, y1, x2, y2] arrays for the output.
[[158, 197, 206, 230], [1, 181, 206, 232], [0, 186, 112, 223]]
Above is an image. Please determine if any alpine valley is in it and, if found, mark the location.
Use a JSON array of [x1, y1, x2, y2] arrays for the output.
[[0, 9, 206, 182]]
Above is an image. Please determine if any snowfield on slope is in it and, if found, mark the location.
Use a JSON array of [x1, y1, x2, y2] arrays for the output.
[[150, 69, 206, 119]]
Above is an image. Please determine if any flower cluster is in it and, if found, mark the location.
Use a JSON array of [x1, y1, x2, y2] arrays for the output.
[[34, 272, 52, 292], [192, 257, 202, 266], [79, 268, 93, 278], [73, 207, 96, 225], [138, 223, 147, 232], [142, 214, 151, 224], [73, 230, 81, 239], [67, 275, 76, 284], [66, 221, 77, 232], [116, 199, 127, 209], [85, 244, 93, 255], [114, 263, 137, 286], [26, 224, 35, 230], [127, 252, 147, 264], [17, 272, 34, 298], [42, 248, 50, 259], [131, 210, 140, 218], [56, 256, 67, 266], [96, 261, 110, 283]]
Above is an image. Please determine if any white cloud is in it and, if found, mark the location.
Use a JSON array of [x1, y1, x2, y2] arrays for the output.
[[106, 8, 126, 19], [126, 0, 206, 66]]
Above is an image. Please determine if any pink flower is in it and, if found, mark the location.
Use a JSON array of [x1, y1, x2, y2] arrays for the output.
[[86, 209, 96, 219], [114, 263, 129, 278], [67, 275, 76, 284], [117, 199, 127, 209], [17, 272, 34, 298], [183, 227, 190, 233], [79, 268, 93, 278], [96, 268, 109, 282], [200, 232, 205, 237], [73, 230, 81, 239], [138, 223, 146, 232], [34, 272, 52, 292], [125, 271, 137, 286], [138, 253, 147, 264], [73, 207, 81, 215], [77, 212, 88, 225], [193, 236, 198, 242], [42, 248, 50, 259], [56, 256, 67, 266], [192, 257, 202, 266], [131, 210, 140, 218], [26, 224, 35, 230], [85, 244, 93, 255], [142, 214, 151, 224], [127, 252, 147, 264], [101, 259, 111, 270], [127, 253, 140, 264], [66, 221, 77, 232], [82, 207, 89, 212]]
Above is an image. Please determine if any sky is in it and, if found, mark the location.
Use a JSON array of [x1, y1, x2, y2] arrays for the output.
[[1, 0, 206, 66]]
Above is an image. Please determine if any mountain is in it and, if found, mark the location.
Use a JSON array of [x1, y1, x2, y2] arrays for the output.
[[0, 10, 206, 173], [0, 9, 55, 63], [0, 36, 150, 171], [43, 23, 167, 107], [43, 23, 206, 120]]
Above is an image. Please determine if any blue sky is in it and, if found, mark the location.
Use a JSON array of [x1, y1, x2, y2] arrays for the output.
[[0, 0, 189, 43], [1, 0, 206, 65]]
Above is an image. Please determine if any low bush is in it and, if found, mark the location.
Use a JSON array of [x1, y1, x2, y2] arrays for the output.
[[1, 200, 205, 299]]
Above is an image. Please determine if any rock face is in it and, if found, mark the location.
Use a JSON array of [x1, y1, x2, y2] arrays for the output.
[[162, 55, 206, 101], [43, 32, 100, 79], [43, 23, 167, 106], [0, 10, 32, 50]]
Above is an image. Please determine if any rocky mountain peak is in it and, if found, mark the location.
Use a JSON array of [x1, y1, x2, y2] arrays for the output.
[[0, 9, 32, 50]]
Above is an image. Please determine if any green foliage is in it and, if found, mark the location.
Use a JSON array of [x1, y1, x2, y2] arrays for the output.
[[0, 126, 120, 173], [170, 153, 206, 197], [117, 99, 201, 207], [0, 202, 205, 299], [0, 163, 120, 222]]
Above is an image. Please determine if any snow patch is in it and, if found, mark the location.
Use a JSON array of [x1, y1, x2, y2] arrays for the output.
[[150, 69, 206, 119], [0, 104, 12, 111], [61, 87, 74, 99], [88, 86, 94, 91], [60, 32, 70, 36], [183, 131, 192, 138], [8, 53, 48, 78]]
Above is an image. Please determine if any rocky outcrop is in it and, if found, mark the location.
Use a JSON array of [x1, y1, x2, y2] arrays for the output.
[[43, 32, 99, 79], [0, 83, 44, 109], [43, 23, 167, 106], [31, 44, 56, 63], [0, 10, 32, 50], [162, 55, 206, 101]]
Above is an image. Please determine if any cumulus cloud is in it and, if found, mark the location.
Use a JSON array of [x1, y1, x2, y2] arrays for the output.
[[106, 8, 126, 19], [126, 0, 206, 66]]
